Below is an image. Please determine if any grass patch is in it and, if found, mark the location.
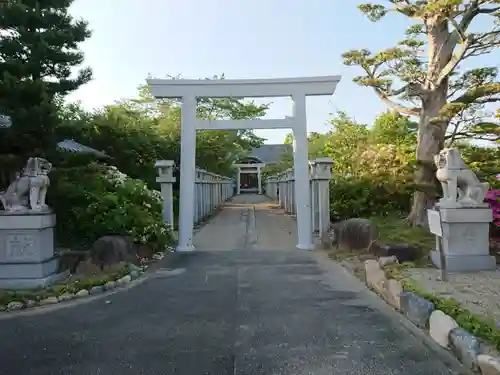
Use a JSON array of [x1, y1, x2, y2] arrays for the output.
[[0, 263, 133, 307], [370, 215, 435, 250], [370, 215, 435, 266]]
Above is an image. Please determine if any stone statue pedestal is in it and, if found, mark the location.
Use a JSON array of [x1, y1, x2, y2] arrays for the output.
[[430, 207, 496, 271], [0, 211, 68, 289]]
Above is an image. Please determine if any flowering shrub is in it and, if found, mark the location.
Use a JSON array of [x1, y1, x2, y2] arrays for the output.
[[485, 189, 500, 227], [48, 162, 172, 249], [484, 174, 500, 228]]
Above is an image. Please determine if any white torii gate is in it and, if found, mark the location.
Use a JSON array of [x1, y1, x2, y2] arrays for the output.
[[147, 76, 341, 252]]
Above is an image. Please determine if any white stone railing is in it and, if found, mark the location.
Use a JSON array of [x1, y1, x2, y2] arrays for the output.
[[264, 157, 333, 240], [155, 160, 235, 228]]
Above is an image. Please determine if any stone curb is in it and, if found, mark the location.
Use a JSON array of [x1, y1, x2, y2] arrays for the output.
[[0, 264, 147, 314], [364, 257, 500, 375]]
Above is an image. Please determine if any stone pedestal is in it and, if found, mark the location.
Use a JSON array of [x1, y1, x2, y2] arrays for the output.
[[430, 207, 496, 271], [0, 212, 68, 289]]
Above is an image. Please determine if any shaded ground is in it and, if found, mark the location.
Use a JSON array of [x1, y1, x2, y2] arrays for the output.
[[0, 195, 466, 375]]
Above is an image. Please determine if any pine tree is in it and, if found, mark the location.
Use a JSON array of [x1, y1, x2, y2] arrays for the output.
[[0, 0, 92, 174], [343, 1, 500, 226]]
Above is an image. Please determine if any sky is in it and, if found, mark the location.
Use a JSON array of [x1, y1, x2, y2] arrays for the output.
[[66, 0, 498, 144]]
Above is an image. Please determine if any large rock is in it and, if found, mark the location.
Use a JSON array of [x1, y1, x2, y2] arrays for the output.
[[90, 235, 138, 269], [429, 310, 458, 348], [478, 355, 500, 375], [75, 259, 102, 276], [364, 260, 386, 294], [382, 279, 403, 310], [57, 250, 88, 274], [137, 244, 154, 260], [400, 292, 435, 328], [326, 218, 377, 251], [449, 327, 481, 371], [372, 243, 420, 263]]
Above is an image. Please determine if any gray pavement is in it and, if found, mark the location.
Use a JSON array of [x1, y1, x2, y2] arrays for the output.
[[0, 195, 467, 374]]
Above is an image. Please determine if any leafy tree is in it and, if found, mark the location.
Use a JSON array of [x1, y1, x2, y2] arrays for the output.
[[370, 111, 418, 146], [284, 132, 294, 144], [324, 111, 369, 177], [0, 0, 91, 182], [343, 1, 500, 226], [57, 82, 269, 186], [446, 99, 499, 145], [307, 132, 330, 158]]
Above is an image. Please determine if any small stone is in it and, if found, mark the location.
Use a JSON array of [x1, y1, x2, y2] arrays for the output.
[[26, 300, 36, 308], [7, 301, 24, 311], [449, 327, 481, 371], [378, 256, 398, 268], [364, 259, 386, 294], [429, 310, 458, 348], [382, 279, 403, 309], [373, 243, 420, 262], [477, 354, 500, 375], [130, 270, 140, 280], [58, 293, 74, 302], [40, 296, 59, 306], [129, 264, 141, 272], [89, 286, 104, 295], [399, 292, 435, 329], [120, 275, 132, 284], [152, 252, 165, 260], [75, 289, 89, 298], [104, 281, 116, 290]]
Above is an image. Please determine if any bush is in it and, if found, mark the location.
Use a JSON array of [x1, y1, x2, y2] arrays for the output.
[[48, 162, 172, 250], [329, 176, 414, 220]]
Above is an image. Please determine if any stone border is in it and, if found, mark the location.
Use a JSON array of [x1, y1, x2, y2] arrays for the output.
[[1, 263, 146, 313], [364, 257, 500, 374]]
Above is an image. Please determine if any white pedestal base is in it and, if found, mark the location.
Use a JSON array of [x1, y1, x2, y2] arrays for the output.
[[296, 243, 314, 251], [0, 270, 69, 290], [430, 207, 496, 272], [0, 212, 64, 290], [431, 251, 496, 272], [176, 244, 196, 252]]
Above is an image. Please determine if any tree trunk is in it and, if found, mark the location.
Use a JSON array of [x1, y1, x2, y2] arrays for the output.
[[407, 18, 452, 227], [408, 89, 448, 227]]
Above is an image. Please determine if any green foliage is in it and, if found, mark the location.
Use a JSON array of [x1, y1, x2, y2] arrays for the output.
[[56, 82, 268, 189], [370, 216, 434, 252], [324, 111, 369, 177], [458, 145, 500, 189], [48, 162, 172, 249], [370, 111, 417, 146], [329, 177, 415, 220], [0, 0, 92, 172]]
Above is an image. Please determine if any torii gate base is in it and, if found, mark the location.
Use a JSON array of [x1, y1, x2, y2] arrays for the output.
[[147, 76, 341, 252]]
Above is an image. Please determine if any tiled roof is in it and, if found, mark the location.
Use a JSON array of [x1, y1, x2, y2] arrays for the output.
[[57, 139, 109, 158], [249, 144, 292, 164]]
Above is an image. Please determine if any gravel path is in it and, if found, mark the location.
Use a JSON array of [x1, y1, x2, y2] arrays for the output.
[[407, 267, 500, 326]]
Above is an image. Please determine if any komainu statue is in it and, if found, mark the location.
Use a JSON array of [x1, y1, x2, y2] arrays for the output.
[[0, 157, 52, 212], [434, 148, 489, 208]]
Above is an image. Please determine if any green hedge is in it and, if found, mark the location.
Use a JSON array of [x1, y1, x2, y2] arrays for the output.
[[329, 177, 414, 220], [48, 162, 172, 250]]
